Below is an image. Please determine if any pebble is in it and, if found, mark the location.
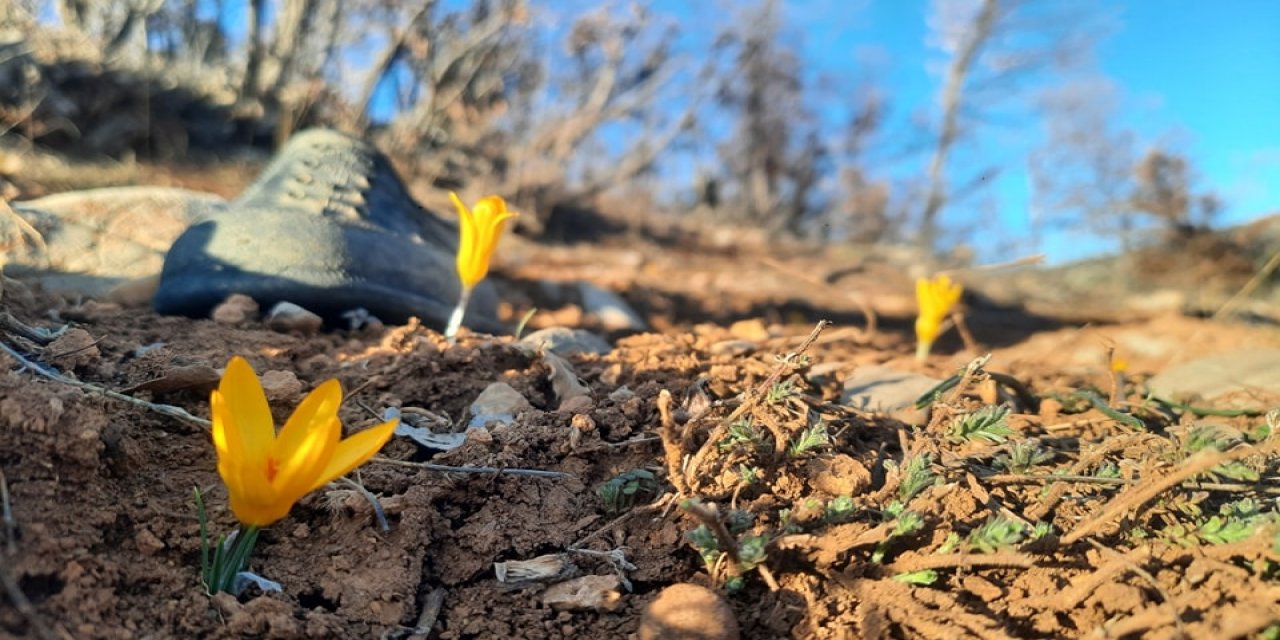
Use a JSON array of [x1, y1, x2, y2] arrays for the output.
[[1147, 348, 1280, 407], [542, 575, 623, 612], [841, 365, 943, 413], [728, 319, 770, 342], [579, 282, 646, 332], [266, 301, 323, 334], [468, 382, 532, 428], [211, 293, 259, 324], [259, 369, 303, 400], [45, 328, 100, 369], [639, 583, 739, 640], [521, 326, 612, 357], [710, 340, 756, 357]]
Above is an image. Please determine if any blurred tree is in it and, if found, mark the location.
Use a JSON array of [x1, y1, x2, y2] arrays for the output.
[[711, 0, 828, 233], [1029, 77, 1140, 249], [5, 0, 699, 230], [1031, 77, 1222, 249], [1130, 147, 1221, 237], [917, 0, 1106, 250]]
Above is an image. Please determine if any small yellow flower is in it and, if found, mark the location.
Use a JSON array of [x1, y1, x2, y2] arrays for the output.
[[450, 192, 518, 289], [210, 356, 398, 527], [915, 274, 964, 359]]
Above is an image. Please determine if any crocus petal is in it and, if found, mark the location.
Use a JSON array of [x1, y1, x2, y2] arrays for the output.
[[228, 487, 291, 527], [451, 192, 479, 283], [272, 379, 342, 472], [271, 379, 343, 499], [210, 391, 236, 461], [309, 417, 400, 492], [218, 357, 274, 467], [451, 193, 517, 289]]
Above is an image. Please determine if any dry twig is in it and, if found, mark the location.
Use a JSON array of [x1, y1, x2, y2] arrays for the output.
[[1062, 439, 1280, 544]]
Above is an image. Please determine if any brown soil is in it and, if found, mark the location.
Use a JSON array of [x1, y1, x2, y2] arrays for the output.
[[3, 187, 1280, 638]]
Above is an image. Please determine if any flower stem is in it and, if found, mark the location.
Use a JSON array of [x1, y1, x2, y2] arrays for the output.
[[915, 340, 932, 361], [196, 498, 261, 595], [445, 285, 473, 343]]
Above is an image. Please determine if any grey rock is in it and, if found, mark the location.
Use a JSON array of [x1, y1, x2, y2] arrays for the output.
[[579, 281, 646, 332], [5, 187, 227, 295], [1148, 348, 1280, 406], [521, 326, 611, 357], [842, 365, 943, 413], [265, 301, 323, 334], [468, 382, 532, 428]]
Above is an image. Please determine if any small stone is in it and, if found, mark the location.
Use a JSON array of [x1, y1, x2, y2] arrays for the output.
[[728, 319, 770, 342], [639, 583, 739, 640], [608, 386, 636, 402], [579, 282, 647, 332], [541, 575, 623, 612], [266, 301, 323, 334], [805, 454, 872, 496], [710, 340, 756, 357], [571, 413, 596, 432], [45, 328, 100, 369], [559, 395, 594, 414], [961, 575, 1004, 602], [1148, 348, 1280, 407], [1039, 397, 1063, 421], [841, 365, 943, 413], [259, 370, 303, 400], [464, 426, 494, 444], [134, 528, 165, 556], [212, 294, 259, 324], [521, 327, 612, 357], [468, 382, 532, 428]]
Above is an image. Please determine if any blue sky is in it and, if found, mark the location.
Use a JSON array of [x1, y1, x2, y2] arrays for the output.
[[124, 0, 1280, 262], [752, 0, 1280, 261]]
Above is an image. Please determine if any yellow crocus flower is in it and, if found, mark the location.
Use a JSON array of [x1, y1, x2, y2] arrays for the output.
[[450, 192, 518, 289], [915, 274, 964, 360], [210, 356, 398, 527]]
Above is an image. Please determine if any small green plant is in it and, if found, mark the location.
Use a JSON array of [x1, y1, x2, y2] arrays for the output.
[[1030, 521, 1054, 541], [892, 453, 937, 503], [1184, 423, 1241, 453], [195, 487, 260, 595], [719, 418, 768, 453], [766, 378, 798, 405], [950, 405, 1018, 443], [996, 440, 1055, 473], [966, 516, 1026, 553], [736, 534, 769, 570], [893, 569, 939, 585], [596, 469, 659, 515], [685, 520, 772, 593], [824, 495, 856, 523], [788, 422, 830, 457], [872, 511, 924, 563], [1197, 498, 1276, 545], [937, 531, 962, 554], [1184, 425, 1260, 481], [778, 508, 802, 534], [1093, 462, 1122, 479], [725, 509, 755, 535], [687, 525, 722, 567], [737, 464, 761, 485], [883, 500, 906, 518]]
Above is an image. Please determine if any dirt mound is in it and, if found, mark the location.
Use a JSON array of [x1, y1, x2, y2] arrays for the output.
[[2, 232, 1279, 638]]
